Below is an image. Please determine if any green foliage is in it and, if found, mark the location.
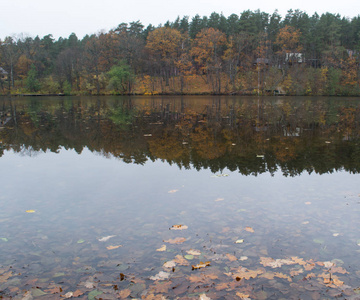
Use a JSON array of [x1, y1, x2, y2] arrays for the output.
[[26, 64, 41, 92], [63, 80, 72, 95], [106, 63, 134, 94]]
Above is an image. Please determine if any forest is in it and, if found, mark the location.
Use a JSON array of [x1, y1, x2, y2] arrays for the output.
[[1, 9, 360, 96]]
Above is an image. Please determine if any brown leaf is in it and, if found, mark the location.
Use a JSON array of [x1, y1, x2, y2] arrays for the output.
[[149, 281, 173, 294], [236, 292, 251, 299], [290, 268, 304, 276], [215, 282, 229, 291], [156, 245, 166, 252], [174, 255, 189, 266], [274, 272, 292, 282], [45, 286, 62, 294], [73, 290, 84, 297], [164, 237, 186, 244], [226, 253, 237, 262], [232, 267, 264, 280], [331, 266, 348, 274]]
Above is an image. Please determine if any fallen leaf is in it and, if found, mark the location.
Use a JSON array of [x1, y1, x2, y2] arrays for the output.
[[226, 253, 237, 261], [215, 282, 229, 291], [192, 261, 211, 270], [231, 267, 264, 280], [302, 221, 310, 225], [333, 233, 340, 237], [168, 190, 178, 194], [0, 238, 8, 242], [26, 210, 35, 213], [305, 202, 311, 205], [118, 289, 131, 298], [149, 271, 170, 280], [156, 245, 166, 252], [164, 237, 186, 244], [174, 255, 189, 266], [236, 292, 251, 299], [290, 268, 304, 276], [245, 227, 254, 233], [239, 256, 248, 261], [143, 134, 152, 137], [199, 293, 211, 300], [163, 261, 176, 268], [170, 224, 188, 230], [215, 198, 224, 202], [63, 292, 73, 298], [235, 239, 244, 244], [331, 266, 348, 274], [106, 245, 122, 250], [77, 239, 85, 244], [187, 249, 201, 256], [98, 235, 116, 242], [185, 255, 194, 260], [0, 271, 12, 283], [323, 261, 335, 268], [45, 286, 62, 294], [274, 272, 292, 282], [73, 290, 84, 297]]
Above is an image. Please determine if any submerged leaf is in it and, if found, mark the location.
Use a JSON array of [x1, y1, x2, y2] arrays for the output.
[[187, 249, 201, 256], [106, 245, 122, 250], [149, 271, 170, 280], [77, 239, 85, 244], [174, 255, 189, 266], [185, 255, 194, 260], [226, 253, 237, 261], [98, 235, 116, 242], [164, 237, 186, 244], [0, 238, 8, 242]]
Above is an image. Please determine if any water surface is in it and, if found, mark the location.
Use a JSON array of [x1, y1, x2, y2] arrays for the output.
[[0, 96, 360, 299]]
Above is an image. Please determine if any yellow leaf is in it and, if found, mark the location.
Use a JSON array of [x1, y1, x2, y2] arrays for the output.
[[168, 189, 178, 194], [106, 245, 122, 250], [26, 210, 35, 213], [236, 292, 250, 299]]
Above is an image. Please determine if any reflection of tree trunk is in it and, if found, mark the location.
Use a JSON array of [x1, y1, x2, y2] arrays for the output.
[[95, 66, 100, 95]]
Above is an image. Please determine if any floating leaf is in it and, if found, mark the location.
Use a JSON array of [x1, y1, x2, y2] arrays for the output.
[[235, 239, 244, 244], [239, 256, 248, 261], [149, 271, 170, 280], [333, 233, 340, 237], [305, 202, 311, 205], [302, 221, 310, 225], [187, 249, 201, 256], [313, 238, 325, 244], [156, 245, 166, 252], [98, 235, 116, 242], [143, 134, 152, 137], [170, 224, 188, 230], [163, 260, 176, 268], [0, 271, 12, 283], [26, 210, 35, 213], [77, 239, 85, 244], [164, 237, 186, 244], [192, 261, 210, 270], [174, 255, 189, 266], [231, 267, 264, 280], [185, 255, 194, 260], [245, 227, 254, 233], [215, 198, 224, 202], [0, 238, 8, 242], [63, 292, 73, 298], [168, 189, 178, 194], [106, 245, 122, 250]]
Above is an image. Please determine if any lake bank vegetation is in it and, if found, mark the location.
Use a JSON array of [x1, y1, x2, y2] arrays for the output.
[[1, 10, 360, 96]]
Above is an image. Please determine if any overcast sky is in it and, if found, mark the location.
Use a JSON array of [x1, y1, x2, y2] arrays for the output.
[[1, 0, 360, 40]]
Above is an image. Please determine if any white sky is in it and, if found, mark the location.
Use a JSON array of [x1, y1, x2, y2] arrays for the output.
[[1, 0, 360, 40]]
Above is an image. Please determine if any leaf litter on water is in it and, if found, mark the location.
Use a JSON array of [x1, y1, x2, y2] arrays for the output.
[[98, 235, 116, 242], [170, 224, 188, 230]]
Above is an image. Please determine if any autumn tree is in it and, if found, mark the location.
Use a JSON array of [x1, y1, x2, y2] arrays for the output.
[[145, 27, 182, 89], [191, 28, 227, 93]]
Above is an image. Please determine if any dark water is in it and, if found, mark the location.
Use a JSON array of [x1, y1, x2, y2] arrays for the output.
[[0, 96, 360, 299]]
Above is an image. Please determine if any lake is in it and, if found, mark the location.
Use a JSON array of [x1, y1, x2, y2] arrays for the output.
[[0, 95, 360, 299]]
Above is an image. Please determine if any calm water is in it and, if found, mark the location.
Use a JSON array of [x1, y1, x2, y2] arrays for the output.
[[0, 96, 360, 299]]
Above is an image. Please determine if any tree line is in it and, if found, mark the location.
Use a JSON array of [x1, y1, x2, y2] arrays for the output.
[[1, 9, 360, 95]]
